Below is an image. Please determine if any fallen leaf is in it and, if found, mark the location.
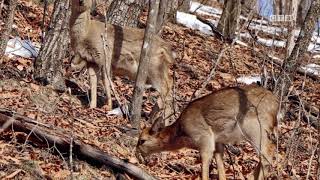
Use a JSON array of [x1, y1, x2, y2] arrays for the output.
[[17, 65, 24, 71]]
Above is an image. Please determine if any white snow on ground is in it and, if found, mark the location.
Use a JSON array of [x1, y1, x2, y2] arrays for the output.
[[313, 54, 320, 58], [190, 1, 222, 15], [5, 37, 39, 59], [176, 11, 217, 35], [248, 23, 284, 35], [237, 75, 262, 85], [239, 32, 286, 47], [107, 107, 123, 116], [235, 40, 249, 47], [301, 64, 320, 76]]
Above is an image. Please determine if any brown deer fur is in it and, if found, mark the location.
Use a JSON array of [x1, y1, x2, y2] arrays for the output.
[[70, 0, 174, 114], [136, 85, 279, 180]]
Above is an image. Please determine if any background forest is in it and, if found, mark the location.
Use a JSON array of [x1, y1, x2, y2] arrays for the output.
[[0, 0, 319, 179]]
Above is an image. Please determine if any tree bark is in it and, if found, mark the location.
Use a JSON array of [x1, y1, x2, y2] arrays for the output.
[[178, 0, 190, 12], [106, 0, 144, 27], [275, 0, 320, 96], [131, 0, 161, 130], [34, 0, 71, 91], [285, 0, 299, 57], [0, 0, 17, 60], [240, 0, 256, 15], [297, 0, 312, 27], [273, 0, 283, 15], [217, 0, 241, 41], [156, 0, 168, 33]]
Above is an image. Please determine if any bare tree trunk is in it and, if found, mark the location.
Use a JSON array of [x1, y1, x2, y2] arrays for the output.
[[241, 0, 256, 15], [34, 0, 71, 91], [275, 0, 320, 96], [217, 0, 241, 41], [273, 0, 284, 15], [284, 0, 292, 14], [131, 0, 160, 130], [285, 0, 299, 58], [0, 0, 17, 60], [178, 0, 190, 12], [297, 0, 311, 27], [106, 0, 144, 27], [156, 0, 168, 33]]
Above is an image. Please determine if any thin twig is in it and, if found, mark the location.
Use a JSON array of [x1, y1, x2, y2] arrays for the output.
[[41, 0, 48, 43]]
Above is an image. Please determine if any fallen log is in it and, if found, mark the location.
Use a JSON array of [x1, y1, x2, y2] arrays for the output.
[[0, 113, 157, 180]]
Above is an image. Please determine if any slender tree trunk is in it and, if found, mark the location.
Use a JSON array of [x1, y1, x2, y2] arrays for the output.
[[241, 0, 256, 15], [131, 0, 160, 130], [156, 0, 168, 33], [34, 0, 71, 91], [275, 0, 320, 96], [217, 0, 241, 41], [106, 0, 144, 27], [297, 0, 311, 27], [178, 0, 190, 12], [285, 0, 299, 58], [274, 0, 284, 15], [0, 0, 17, 60]]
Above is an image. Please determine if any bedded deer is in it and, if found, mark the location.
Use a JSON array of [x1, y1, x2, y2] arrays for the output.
[[70, 0, 174, 117], [136, 85, 279, 180]]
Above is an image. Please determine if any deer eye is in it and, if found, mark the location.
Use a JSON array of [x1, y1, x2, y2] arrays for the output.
[[139, 139, 146, 145]]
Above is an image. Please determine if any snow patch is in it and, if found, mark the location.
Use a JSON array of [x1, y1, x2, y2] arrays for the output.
[[237, 75, 262, 85], [240, 33, 286, 47], [107, 107, 123, 116], [5, 37, 39, 58], [176, 11, 216, 35], [301, 64, 320, 76]]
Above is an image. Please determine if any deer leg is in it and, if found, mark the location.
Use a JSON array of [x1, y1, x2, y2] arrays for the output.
[[88, 65, 98, 108], [254, 138, 274, 180], [249, 127, 275, 180], [102, 66, 112, 110], [215, 143, 226, 180], [199, 136, 215, 180]]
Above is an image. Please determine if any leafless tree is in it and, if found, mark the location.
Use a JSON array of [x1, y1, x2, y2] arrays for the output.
[[241, 0, 256, 15], [275, 0, 320, 96], [106, 0, 144, 27], [297, 0, 311, 27], [34, 0, 71, 91], [285, 0, 299, 58], [156, 0, 188, 33], [178, 0, 190, 12], [0, 0, 17, 60], [131, 0, 161, 130], [217, 0, 241, 41]]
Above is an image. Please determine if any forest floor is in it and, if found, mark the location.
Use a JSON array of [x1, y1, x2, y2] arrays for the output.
[[0, 0, 319, 179]]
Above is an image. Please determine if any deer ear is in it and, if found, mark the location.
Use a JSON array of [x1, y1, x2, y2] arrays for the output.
[[150, 117, 165, 135]]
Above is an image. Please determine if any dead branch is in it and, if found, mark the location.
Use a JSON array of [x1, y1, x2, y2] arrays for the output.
[[0, 113, 157, 180], [196, 15, 225, 41]]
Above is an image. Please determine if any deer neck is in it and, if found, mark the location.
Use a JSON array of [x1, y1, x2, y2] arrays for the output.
[[69, 10, 91, 44], [160, 122, 195, 151]]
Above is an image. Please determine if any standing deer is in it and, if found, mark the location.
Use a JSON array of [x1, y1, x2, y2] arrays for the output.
[[70, 0, 174, 118], [136, 85, 280, 180]]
